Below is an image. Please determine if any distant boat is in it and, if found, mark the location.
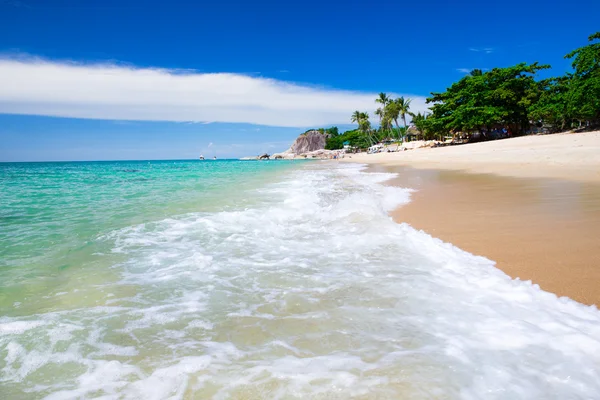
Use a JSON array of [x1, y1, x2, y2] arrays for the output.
[[213, 156, 217, 160], [199, 155, 205, 160]]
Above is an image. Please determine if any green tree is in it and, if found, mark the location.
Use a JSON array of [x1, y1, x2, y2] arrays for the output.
[[375, 93, 392, 140], [393, 97, 412, 138], [349, 111, 375, 145], [564, 31, 600, 124], [325, 126, 339, 136], [385, 101, 402, 141], [375, 92, 391, 109], [358, 112, 375, 144], [411, 112, 429, 140], [427, 63, 549, 136], [529, 76, 575, 130], [351, 110, 362, 126]]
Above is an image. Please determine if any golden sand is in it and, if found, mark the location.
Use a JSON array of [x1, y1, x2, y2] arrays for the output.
[[342, 131, 600, 182], [378, 165, 600, 306]]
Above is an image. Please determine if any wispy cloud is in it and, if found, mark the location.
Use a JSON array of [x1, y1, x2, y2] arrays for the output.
[[278, 69, 290, 73], [456, 67, 490, 74], [469, 47, 494, 54], [0, 56, 429, 127]]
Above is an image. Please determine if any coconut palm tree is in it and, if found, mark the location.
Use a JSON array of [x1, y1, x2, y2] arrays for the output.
[[374, 108, 385, 140], [396, 97, 412, 129], [359, 111, 370, 123], [350, 111, 375, 146], [375, 93, 392, 139], [375, 92, 391, 109], [351, 110, 362, 126], [392, 97, 412, 141], [380, 115, 393, 136], [385, 102, 402, 141], [411, 112, 428, 140], [358, 112, 376, 145]]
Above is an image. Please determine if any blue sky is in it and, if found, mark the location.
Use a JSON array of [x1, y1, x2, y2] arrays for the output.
[[1, 0, 599, 161]]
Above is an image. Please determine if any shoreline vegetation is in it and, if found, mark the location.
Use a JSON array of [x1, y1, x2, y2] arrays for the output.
[[323, 31, 599, 305], [327, 31, 600, 153], [243, 31, 598, 161]]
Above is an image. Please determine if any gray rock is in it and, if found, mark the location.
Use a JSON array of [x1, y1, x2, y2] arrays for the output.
[[290, 130, 327, 154]]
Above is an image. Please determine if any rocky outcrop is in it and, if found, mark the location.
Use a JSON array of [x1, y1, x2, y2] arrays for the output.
[[240, 130, 330, 160], [270, 149, 296, 160], [301, 149, 345, 159], [401, 140, 441, 150], [290, 130, 327, 154]]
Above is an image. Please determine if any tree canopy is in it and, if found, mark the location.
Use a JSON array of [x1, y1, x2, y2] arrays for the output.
[[320, 32, 599, 150], [426, 63, 549, 136]]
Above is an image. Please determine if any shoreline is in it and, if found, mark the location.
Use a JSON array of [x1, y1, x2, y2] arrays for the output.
[[337, 132, 600, 306], [370, 165, 600, 306], [340, 131, 600, 183]]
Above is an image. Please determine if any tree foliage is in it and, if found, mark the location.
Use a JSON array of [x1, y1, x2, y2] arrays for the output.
[[427, 63, 549, 135], [425, 32, 599, 136], [563, 31, 600, 122], [323, 33, 600, 151]]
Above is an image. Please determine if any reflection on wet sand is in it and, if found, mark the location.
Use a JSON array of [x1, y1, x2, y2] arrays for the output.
[[383, 165, 600, 306]]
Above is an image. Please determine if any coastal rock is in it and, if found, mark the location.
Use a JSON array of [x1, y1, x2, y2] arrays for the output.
[[270, 150, 296, 160], [246, 129, 330, 160], [401, 140, 441, 150], [289, 130, 327, 154], [301, 149, 345, 159]]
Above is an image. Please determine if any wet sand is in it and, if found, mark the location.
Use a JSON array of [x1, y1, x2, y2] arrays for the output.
[[373, 165, 600, 306]]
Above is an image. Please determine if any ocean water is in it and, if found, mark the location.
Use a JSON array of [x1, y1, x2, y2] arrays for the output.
[[1, 160, 599, 399]]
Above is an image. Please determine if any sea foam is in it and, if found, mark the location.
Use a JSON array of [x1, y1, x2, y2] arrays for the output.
[[1, 162, 599, 399]]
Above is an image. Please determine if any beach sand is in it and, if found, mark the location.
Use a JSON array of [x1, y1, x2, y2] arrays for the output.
[[343, 131, 600, 182], [341, 132, 600, 306]]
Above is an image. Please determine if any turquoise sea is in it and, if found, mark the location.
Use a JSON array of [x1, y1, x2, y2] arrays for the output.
[[1, 160, 600, 399]]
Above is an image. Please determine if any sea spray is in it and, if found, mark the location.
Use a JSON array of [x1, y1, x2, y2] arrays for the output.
[[1, 161, 599, 399]]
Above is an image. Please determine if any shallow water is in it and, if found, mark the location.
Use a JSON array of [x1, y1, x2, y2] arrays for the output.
[[1, 160, 599, 399]]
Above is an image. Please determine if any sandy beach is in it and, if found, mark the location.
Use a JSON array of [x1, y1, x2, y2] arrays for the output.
[[342, 132, 600, 305], [344, 131, 600, 182]]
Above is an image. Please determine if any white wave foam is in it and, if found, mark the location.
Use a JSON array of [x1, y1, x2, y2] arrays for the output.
[[1, 162, 599, 399]]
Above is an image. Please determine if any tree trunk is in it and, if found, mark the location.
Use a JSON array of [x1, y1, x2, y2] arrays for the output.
[[394, 119, 402, 141]]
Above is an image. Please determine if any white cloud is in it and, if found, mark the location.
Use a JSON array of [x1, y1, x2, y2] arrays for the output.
[[207, 142, 213, 147], [0, 57, 429, 128], [456, 67, 490, 74], [469, 47, 494, 54]]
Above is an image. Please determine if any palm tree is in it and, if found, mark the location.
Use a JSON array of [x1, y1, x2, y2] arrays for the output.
[[351, 110, 362, 125], [385, 102, 402, 141], [350, 111, 375, 146], [375, 92, 391, 109], [359, 112, 376, 145], [359, 111, 370, 122], [393, 97, 412, 141], [380, 115, 393, 135], [375, 93, 392, 139], [411, 112, 428, 140]]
